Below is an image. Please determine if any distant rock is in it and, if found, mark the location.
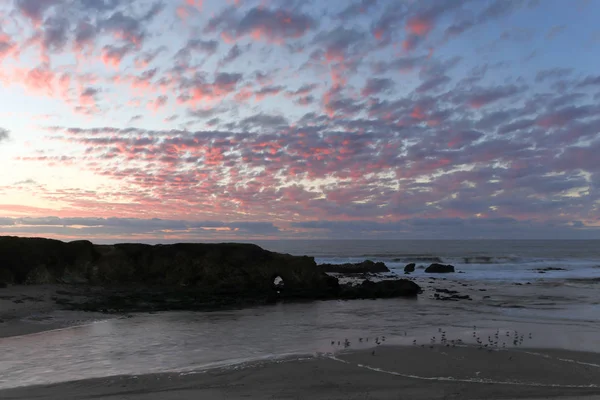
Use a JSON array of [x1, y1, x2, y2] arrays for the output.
[[434, 293, 471, 301], [404, 263, 416, 273], [534, 267, 566, 272], [320, 260, 390, 274], [435, 288, 458, 294], [339, 279, 421, 298], [424, 263, 455, 273]]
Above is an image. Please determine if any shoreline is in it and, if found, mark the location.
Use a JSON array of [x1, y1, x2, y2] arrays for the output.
[[2, 345, 599, 399], [0, 284, 113, 339]]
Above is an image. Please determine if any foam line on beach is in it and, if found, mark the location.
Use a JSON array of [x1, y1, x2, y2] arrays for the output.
[[175, 353, 318, 376], [325, 355, 599, 388], [521, 351, 600, 369]]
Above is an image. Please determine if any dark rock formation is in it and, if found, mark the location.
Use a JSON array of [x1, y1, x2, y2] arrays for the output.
[[0, 236, 332, 292], [534, 267, 566, 272], [434, 293, 471, 301], [340, 279, 421, 299], [320, 260, 390, 274], [0, 236, 419, 312], [435, 288, 458, 294], [404, 263, 416, 273], [424, 263, 455, 273]]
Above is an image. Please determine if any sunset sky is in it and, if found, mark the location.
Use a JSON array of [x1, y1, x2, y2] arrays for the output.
[[0, 0, 599, 241]]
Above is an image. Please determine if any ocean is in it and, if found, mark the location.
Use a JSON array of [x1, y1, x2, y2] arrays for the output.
[[1, 240, 599, 389], [256, 239, 600, 282]]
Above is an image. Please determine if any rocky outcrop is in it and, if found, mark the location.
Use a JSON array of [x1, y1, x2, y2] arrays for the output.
[[320, 260, 390, 274], [533, 267, 566, 272], [424, 263, 455, 273], [0, 236, 420, 312], [340, 279, 421, 299], [404, 263, 416, 273], [0, 237, 330, 291]]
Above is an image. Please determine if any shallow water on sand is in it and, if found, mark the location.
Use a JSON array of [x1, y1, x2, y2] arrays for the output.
[[1, 277, 600, 389]]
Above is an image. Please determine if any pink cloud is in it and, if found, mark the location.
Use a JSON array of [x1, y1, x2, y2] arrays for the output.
[[101, 45, 132, 68], [0, 32, 18, 61], [406, 16, 434, 36]]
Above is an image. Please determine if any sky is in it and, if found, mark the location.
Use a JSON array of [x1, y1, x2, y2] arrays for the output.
[[0, 0, 599, 242]]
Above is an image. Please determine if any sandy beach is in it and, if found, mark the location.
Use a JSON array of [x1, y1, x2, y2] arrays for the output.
[[2, 275, 599, 399], [1, 345, 599, 400], [0, 284, 109, 339]]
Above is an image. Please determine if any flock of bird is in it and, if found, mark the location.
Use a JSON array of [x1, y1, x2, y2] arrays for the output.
[[330, 326, 534, 354], [331, 335, 387, 349]]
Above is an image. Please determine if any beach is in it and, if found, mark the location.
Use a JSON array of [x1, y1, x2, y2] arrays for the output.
[[2, 239, 600, 398], [1, 345, 599, 400], [2, 278, 600, 399], [0, 284, 109, 338]]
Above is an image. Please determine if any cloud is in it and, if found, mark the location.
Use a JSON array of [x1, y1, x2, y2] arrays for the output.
[[361, 78, 394, 97], [177, 72, 243, 105], [461, 84, 524, 108], [15, 0, 60, 24], [0, 128, 9, 142], [176, 39, 219, 64], [0, 217, 281, 240], [536, 105, 597, 128], [210, 7, 317, 44], [337, 0, 378, 20], [218, 43, 244, 66], [312, 26, 368, 64], [415, 75, 451, 93], [577, 75, 600, 88], [289, 218, 600, 239], [2, 0, 599, 239], [101, 44, 134, 67], [535, 67, 573, 83], [445, 0, 528, 39]]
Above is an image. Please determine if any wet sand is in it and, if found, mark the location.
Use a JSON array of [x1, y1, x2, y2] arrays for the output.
[[2, 345, 599, 400], [0, 285, 107, 339]]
